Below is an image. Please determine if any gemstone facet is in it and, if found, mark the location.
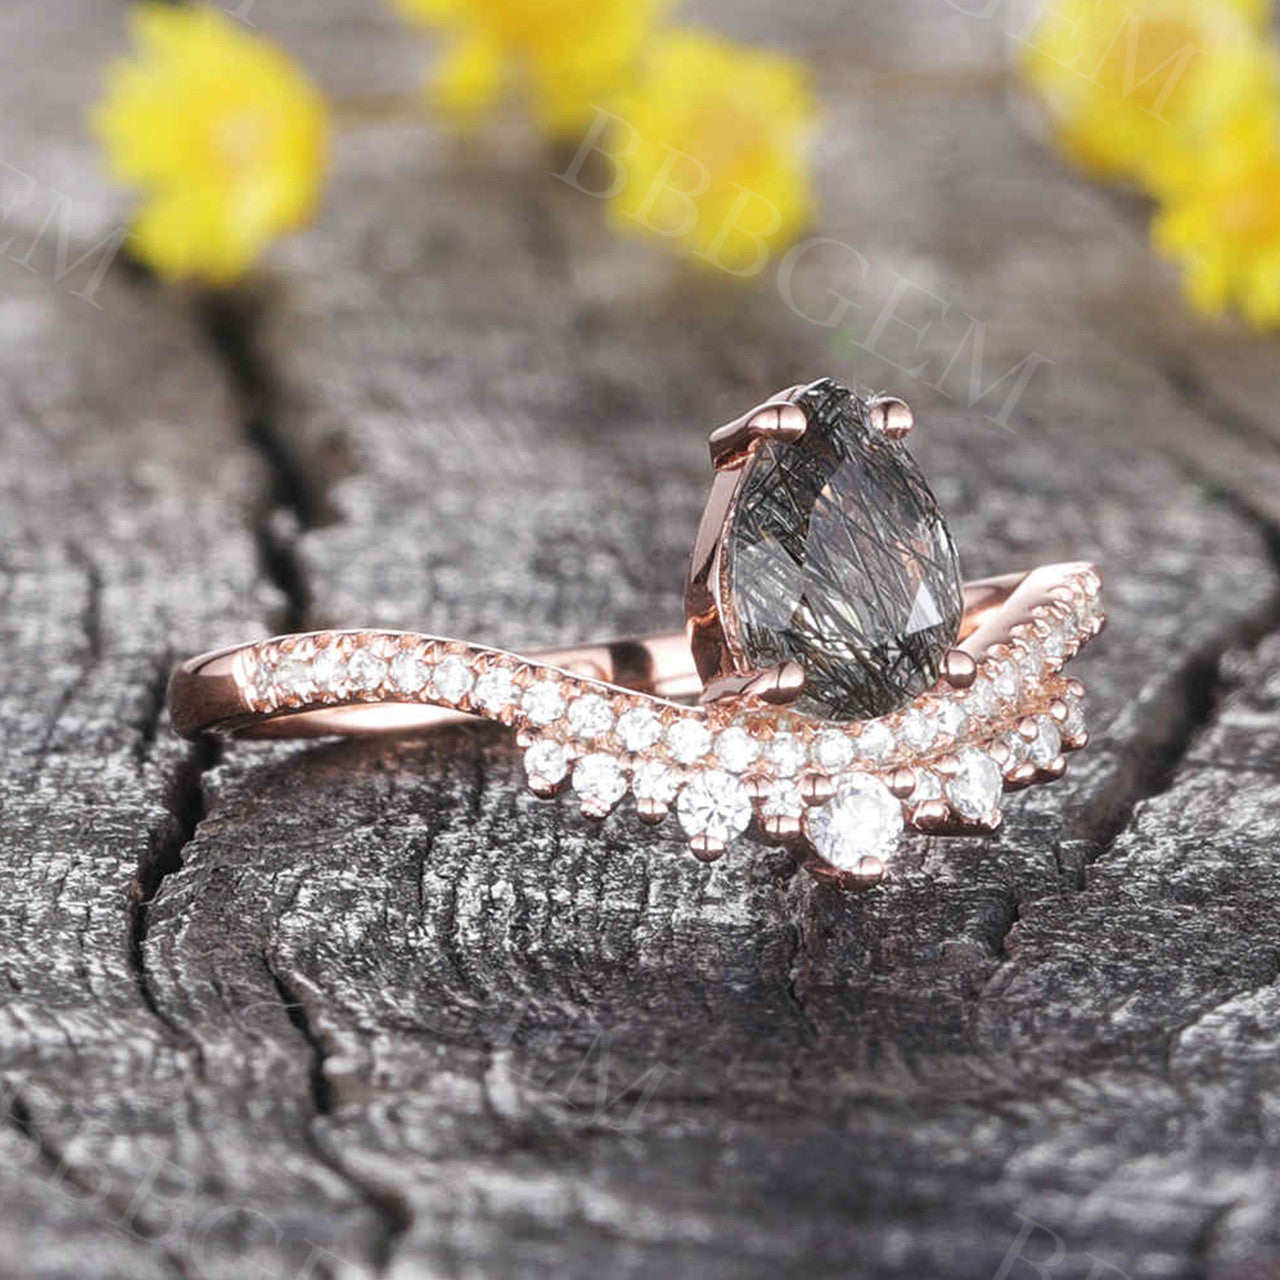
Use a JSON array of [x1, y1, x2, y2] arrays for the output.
[[804, 772, 904, 871], [723, 380, 963, 721]]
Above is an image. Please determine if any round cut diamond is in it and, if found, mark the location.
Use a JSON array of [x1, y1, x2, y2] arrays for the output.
[[1002, 731, 1030, 773], [855, 720, 894, 763], [990, 662, 1019, 705], [249, 656, 276, 703], [715, 727, 759, 774], [567, 694, 613, 740], [759, 782, 805, 821], [804, 773, 904, 872], [934, 700, 968, 744], [632, 759, 680, 805], [1027, 715, 1062, 768], [723, 379, 963, 721], [431, 655, 473, 703], [274, 657, 312, 699], [572, 753, 627, 813], [616, 707, 662, 753], [347, 649, 388, 694], [522, 680, 565, 726], [766, 732, 806, 778], [389, 650, 429, 696], [910, 768, 944, 802], [947, 748, 1004, 821], [964, 678, 998, 722], [1063, 696, 1086, 741], [677, 771, 753, 845], [812, 729, 854, 773], [897, 708, 936, 753], [312, 647, 346, 693], [524, 740, 569, 786], [667, 719, 712, 765], [474, 668, 518, 712]]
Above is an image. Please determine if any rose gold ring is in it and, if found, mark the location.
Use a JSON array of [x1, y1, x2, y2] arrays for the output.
[[169, 379, 1104, 887]]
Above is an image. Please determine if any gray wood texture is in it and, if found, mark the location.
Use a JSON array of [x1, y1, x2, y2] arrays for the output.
[[4, 2, 1280, 1278]]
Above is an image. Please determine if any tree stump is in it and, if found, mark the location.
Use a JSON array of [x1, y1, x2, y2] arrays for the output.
[[5, 3, 1280, 1278]]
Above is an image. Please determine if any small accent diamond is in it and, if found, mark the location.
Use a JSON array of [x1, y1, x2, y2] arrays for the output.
[[855, 720, 894, 763], [431, 655, 473, 703], [616, 707, 662, 753], [934, 700, 968, 744], [804, 773, 903, 872], [1027, 715, 1062, 768], [1063, 696, 1086, 741], [347, 649, 388, 694], [1002, 731, 1030, 773], [474, 668, 518, 712], [667, 718, 712, 765], [274, 657, 312, 699], [524, 740, 569, 786], [677, 770, 753, 844], [759, 782, 805, 821], [715, 727, 759, 774], [632, 759, 680, 805], [389, 650, 429, 696], [522, 679, 565, 726], [897, 708, 936, 753], [947, 748, 1003, 821], [766, 732, 806, 778], [567, 694, 614, 740], [812, 729, 854, 773], [572, 753, 627, 814], [312, 647, 346, 693], [910, 769, 944, 802]]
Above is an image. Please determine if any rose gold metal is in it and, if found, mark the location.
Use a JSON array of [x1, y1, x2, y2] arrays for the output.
[[761, 814, 802, 841], [889, 767, 917, 800], [707, 389, 807, 471], [867, 395, 914, 439], [942, 649, 977, 690], [636, 799, 669, 825], [800, 775, 836, 807]]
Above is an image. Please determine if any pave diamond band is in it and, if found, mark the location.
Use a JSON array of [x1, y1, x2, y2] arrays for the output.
[[168, 379, 1106, 888], [169, 564, 1102, 885]]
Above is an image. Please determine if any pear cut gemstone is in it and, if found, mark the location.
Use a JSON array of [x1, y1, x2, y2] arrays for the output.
[[725, 380, 963, 721]]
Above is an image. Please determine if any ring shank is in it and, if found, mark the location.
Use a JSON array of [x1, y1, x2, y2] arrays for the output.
[[169, 570, 1067, 740]]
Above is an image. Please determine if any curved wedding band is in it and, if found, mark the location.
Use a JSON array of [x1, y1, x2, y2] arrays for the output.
[[170, 380, 1104, 887]]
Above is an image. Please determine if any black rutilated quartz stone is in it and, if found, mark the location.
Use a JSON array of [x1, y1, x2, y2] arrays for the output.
[[725, 379, 963, 722]]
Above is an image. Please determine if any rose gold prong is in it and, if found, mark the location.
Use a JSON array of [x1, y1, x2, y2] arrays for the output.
[[889, 767, 916, 800], [1005, 763, 1037, 790], [942, 649, 977, 689], [867, 395, 914, 440], [689, 836, 725, 862], [708, 399, 808, 470], [761, 814, 802, 841], [1063, 728, 1089, 752], [636, 798, 669, 825], [852, 855, 887, 884], [934, 753, 961, 779], [1017, 717, 1039, 741], [1040, 756, 1067, 781], [528, 775, 569, 800], [741, 660, 806, 706], [1065, 678, 1085, 700], [1049, 699, 1069, 724], [911, 800, 953, 831], [1091, 614, 1107, 638], [988, 739, 1011, 768], [800, 774, 836, 806]]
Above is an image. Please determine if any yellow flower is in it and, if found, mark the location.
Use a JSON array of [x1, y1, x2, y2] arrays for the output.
[[92, 4, 328, 285], [391, 0, 669, 137], [607, 31, 814, 276], [1153, 116, 1280, 328], [1019, 0, 1271, 184]]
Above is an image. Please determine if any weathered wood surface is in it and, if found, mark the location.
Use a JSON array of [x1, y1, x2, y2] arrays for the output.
[[5, 2, 1280, 1278]]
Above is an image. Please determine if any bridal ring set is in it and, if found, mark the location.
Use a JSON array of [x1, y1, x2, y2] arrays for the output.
[[170, 379, 1103, 888]]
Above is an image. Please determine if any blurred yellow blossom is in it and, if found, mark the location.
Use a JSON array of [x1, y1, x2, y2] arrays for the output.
[[391, 0, 670, 137], [92, 4, 328, 285], [1019, 0, 1270, 184], [1153, 118, 1280, 328], [607, 31, 814, 276]]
